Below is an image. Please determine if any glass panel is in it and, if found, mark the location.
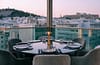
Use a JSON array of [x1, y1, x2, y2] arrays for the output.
[[0, 27, 100, 51]]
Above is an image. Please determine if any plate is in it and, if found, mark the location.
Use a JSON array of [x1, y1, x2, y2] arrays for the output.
[[28, 40, 41, 43], [14, 45, 29, 49], [67, 45, 80, 49], [74, 43, 81, 46]]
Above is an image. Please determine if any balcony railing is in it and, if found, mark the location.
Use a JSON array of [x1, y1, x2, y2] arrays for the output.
[[0, 27, 100, 51]]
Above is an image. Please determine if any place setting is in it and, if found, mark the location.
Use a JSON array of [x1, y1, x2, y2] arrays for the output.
[[63, 42, 81, 49], [13, 42, 33, 51]]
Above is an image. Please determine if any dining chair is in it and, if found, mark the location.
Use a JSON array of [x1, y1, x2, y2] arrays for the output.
[[71, 47, 100, 65], [0, 49, 32, 65], [7, 38, 25, 58], [33, 55, 71, 65], [8, 38, 22, 52]]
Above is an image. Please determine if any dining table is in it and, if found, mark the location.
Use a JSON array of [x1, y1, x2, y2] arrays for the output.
[[13, 40, 82, 55]]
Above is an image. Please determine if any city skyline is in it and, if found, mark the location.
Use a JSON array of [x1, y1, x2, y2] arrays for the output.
[[0, 0, 100, 17]]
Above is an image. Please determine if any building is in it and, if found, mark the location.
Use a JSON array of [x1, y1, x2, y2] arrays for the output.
[[63, 13, 99, 19], [0, 19, 13, 50]]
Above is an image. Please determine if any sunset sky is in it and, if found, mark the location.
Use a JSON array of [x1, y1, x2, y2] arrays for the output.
[[0, 0, 100, 17]]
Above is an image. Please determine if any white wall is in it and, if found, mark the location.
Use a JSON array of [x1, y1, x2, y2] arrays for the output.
[[19, 28, 33, 42]]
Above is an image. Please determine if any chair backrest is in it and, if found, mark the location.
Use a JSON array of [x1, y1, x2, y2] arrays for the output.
[[85, 47, 100, 65], [0, 50, 16, 65], [8, 38, 22, 51], [33, 55, 71, 65], [71, 48, 100, 65], [0, 50, 32, 65]]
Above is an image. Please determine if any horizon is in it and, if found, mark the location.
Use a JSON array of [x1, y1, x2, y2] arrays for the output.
[[1, 8, 99, 17], [0, 0, 100, 17]]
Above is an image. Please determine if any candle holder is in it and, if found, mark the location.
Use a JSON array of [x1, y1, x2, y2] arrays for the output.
[[47, 31, 52, 49]]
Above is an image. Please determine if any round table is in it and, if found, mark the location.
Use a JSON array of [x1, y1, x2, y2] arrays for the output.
[[13, 40, 81, 54]]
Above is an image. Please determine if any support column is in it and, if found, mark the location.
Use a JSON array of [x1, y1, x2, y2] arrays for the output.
[[47, 0, 52, 49]]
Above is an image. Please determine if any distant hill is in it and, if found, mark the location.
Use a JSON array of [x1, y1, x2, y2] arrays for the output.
[[0, 8, 40, 18]]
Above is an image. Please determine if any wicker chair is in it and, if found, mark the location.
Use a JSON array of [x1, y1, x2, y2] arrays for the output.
[[33, 55, 71, 65], [71, 47, 100, 65]]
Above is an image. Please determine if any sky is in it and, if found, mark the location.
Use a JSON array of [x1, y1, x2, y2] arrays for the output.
[[0, 0, 100, 17]]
